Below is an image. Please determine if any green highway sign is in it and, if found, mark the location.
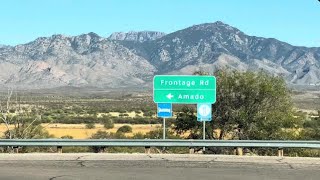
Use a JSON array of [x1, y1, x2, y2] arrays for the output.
[[154, 90, 216, 103], [153, 75, 216, 104]]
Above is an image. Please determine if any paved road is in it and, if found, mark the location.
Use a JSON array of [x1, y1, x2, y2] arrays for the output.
[[0, 154, 319, 180]]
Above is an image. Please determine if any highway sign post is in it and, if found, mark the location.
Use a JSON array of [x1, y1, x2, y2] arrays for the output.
[[197, 103, 212, 151], [197, 103, 212, 121], [157, 103, 172, 140], [157, 103, 172, 118]]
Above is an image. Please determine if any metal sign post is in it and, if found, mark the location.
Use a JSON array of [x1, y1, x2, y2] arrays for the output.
[[163, 118, 166, 140], [203, 120, 206, 151], [197, 103, 212, 152], [157, 103, 172, 141]]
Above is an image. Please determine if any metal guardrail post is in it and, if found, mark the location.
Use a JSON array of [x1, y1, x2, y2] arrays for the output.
[[13, 146, 19, 153], [57, 146, 63, 153], [189, 147, 195, 154], [145, 146, 151, 154], [278, 148, 284, 157], [236, 147, 243, 156]]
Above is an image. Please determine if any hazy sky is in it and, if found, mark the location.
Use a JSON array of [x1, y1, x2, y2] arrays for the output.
[[0, 0, 319, 47]]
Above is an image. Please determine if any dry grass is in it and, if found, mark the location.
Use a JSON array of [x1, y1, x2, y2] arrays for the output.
[[44, 123, 161, 139], [0, 123, 161, 139]]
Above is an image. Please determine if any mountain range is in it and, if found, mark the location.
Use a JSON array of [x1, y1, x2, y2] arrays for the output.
[[0, 21, 319, 90]]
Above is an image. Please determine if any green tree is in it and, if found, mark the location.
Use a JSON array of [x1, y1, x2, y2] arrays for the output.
[[174, 106, 201, 139], [174, 70, 302, 140]]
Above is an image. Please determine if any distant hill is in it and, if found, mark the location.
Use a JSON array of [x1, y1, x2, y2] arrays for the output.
[[0, 21, 319, 89]]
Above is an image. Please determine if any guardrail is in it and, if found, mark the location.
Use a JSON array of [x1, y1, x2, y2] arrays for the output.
[[1, 139, 320, 156]]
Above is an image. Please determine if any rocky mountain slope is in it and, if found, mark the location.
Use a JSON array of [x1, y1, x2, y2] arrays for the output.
[[0, 33, 156, 89], [0, 21, 319, 89], [108, 31, 166, 42]]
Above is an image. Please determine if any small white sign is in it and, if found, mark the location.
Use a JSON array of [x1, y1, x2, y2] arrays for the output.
[[197, 103, 212, 121]]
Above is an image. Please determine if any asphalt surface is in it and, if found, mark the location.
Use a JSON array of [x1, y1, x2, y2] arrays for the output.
[[0, 154, 319, 180]]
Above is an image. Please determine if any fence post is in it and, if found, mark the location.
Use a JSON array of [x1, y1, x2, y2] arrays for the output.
[[57, 146, 63, 153]]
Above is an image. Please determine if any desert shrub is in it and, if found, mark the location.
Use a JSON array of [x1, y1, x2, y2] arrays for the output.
[[143, 111, 155, 117], [61, 135, 73, 139], [89, 130, 112, 153], [111, 117, 160, 124], [85, 122, 95, 129], [132, 132, 145, 139], [117, 125, 132, 133], [103, 119, 114, 129], [53, 116, 100, 124], [90, 130, 112, 139]]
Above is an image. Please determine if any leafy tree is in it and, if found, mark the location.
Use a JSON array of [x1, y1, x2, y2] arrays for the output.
[[116, 125, 132, 133], [174, 70, 302, 140], [174, 106, 202, 139]]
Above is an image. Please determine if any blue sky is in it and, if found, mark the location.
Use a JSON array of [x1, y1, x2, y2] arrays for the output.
[[0, 0, 319, 47]]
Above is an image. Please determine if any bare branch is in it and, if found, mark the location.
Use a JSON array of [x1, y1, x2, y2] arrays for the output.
[[22, 117, 39, 136], [6, 89, 12, 112]]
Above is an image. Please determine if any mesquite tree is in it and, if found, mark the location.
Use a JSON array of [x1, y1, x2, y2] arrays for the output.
[[174, 70, 303, 140]]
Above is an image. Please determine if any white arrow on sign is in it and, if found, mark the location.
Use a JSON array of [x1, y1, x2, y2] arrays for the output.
[[166, 93, 174, 99]]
